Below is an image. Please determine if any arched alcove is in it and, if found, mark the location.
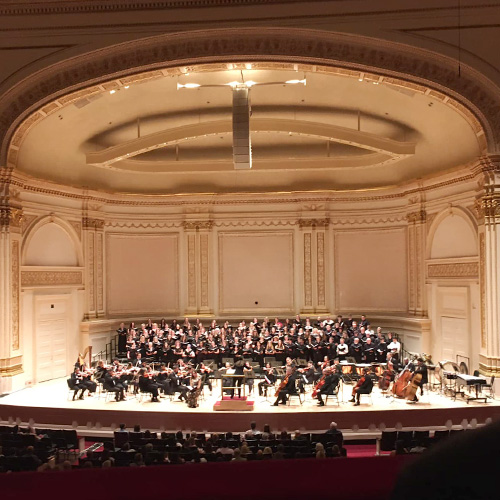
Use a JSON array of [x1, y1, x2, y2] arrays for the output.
[[23, 219, 81, 267], [429, 209, 478, 260]]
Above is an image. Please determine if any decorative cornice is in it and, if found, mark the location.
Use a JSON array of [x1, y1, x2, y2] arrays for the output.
[[21, 270, 84, 287], [427, 262, 479, 279], [1, 28, 497, 168], [0, 355, 23, 377], [0, 0, 309, 16]]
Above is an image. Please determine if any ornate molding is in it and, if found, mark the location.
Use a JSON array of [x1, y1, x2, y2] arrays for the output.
[[96, 232, 104, 311], [105, 220, 180, 228], [299, 218, 329, 229], [0, 355, 23, 377], [406, 210, 427, 224], [480, 233, 486, 348], [83, 217, 105, 230], [182, 220, 213, 231], [21, 270, 84, 287], [68, 220, 82, 239], [21, 213, 37, 233], [0, 206, 23, 228], [427, 262, 479, 279], [187, 234, 196, 308], [87, 232, 95, 311], [2, 27, 497, 168], [316, 232, 325, 306], [11, 240, 20, 351], [304, 233, 312, 307], [200, 233, 209, 309]]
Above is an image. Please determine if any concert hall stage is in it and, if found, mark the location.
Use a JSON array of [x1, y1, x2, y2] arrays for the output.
[[1, 378, 499, 434]]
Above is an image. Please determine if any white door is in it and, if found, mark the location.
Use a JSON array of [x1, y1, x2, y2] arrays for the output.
[[440, 316, 468, 364], [35, 297, 68, 382]]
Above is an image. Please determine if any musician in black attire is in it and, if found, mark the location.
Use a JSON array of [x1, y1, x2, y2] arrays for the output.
[[233, 355, 245, 398], [102, 369, 126, 401], [412, 358, 428, 398], [68, 367, 86, 400], [349, 368, 373, 405], [316, 369, 340, 406], [138, 368, 160, 402], [272, 369, 298, 405], [258, 364, 276, 397]]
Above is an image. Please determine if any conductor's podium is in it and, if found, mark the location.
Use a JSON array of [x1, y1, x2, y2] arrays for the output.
[[214, 373, 254, 411], [213, 396, 255, 411]]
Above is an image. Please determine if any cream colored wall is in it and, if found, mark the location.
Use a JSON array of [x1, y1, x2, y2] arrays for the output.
[[334, 228, 408, 314], [218, 231, 294, 313], [106, 233, 179, 316]]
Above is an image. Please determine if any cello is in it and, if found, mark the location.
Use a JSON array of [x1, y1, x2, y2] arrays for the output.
[[392, 366, 412, 398], [274, 372, 291, 398], [312, 374, 326, 399]]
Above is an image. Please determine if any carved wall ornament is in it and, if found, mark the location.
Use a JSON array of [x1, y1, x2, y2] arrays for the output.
[[182, 220, 214, 231], [87, 232, 95, 312], [21, 270, 84, 287], [427, 262, 479, 279], [0, 206, 23, 228], [68, 220, 82, 238], [406, 210, 427, 224], [21, 214, 38, 233], [105, 220, 180, 229], [298, 218, 330, 229], [96, 232, 104, 311], [83, 217, 105, 230], [200, 233, 209, 308], [3, 28, 497, 167]]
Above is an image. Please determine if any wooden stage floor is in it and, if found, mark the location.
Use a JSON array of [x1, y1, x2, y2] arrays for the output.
[[1, 378, 499, 433]]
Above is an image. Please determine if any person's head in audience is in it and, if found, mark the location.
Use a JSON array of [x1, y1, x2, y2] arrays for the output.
[[280, 430, 288, 440], [134, 452, 144, 466], [133, 424, 141, 433], [82, 461, 93, 468], [240, 442, 250, 455], [262, 447, 272, 459], [61, 460, 72, 471], [119, 423, 126, 431], [102, 460, 112, 468], [331, 445, 341, 457], [330, 421, 338, 431], [175, 430, 183, 442], [144, 443, 153, 452], [122, 442, 131, 451], [263, 424, 271, 435]]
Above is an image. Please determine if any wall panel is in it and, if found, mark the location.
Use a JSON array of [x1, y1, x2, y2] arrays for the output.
[[218, 232, 294, 313], [335, 228, 407, 313], [106, 233, 178, 315]]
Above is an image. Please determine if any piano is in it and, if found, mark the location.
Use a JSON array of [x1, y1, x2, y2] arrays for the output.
[[456, 373, 488, 403]]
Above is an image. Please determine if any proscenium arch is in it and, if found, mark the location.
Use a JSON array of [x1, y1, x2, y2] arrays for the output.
[[2, 27, 499, 167], [21, 215, 84, 267], [426, 206, 479, 260]]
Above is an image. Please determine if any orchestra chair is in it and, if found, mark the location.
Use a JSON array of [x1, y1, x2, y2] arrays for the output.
[[475, 371, 495, 399], [358, 390, 373, 405], [286, 380, 304, 406], [66, 379, 79, 401], [324, 385, 341, 406]]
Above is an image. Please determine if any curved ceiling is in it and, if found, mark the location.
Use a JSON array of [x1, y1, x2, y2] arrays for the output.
[[15, 64, 482, 194]]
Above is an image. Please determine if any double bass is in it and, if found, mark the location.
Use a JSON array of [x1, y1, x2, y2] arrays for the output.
[[404, 372, 422, 401], [392, 367, 412, 398]]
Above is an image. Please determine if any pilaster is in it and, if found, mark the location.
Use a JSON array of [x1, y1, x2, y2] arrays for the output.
[[474, 156, 500, 374], [0, 168, 23, 390], [298, 218, 329, 314], [406, 209, 427, 317], [183, 220, 213, 316]]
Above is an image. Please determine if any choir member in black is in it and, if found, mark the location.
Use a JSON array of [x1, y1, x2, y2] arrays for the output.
[[359, 314, 369, 328], [363, 338, 376, 363], [376, 337, 388, 362], [258, 364, 276, 396], [117, 322, 128, 355], [412, 358, 428, 398], [102, 369, 126, 401], [138, 368, 160, 402], [272, 368, 298, 406], [316, 368, 340, 406], [349, 368, 374, 405], [349, 337, 364, 363]]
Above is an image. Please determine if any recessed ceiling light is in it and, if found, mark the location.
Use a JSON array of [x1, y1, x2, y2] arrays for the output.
[[109, 90, 116, 94]]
